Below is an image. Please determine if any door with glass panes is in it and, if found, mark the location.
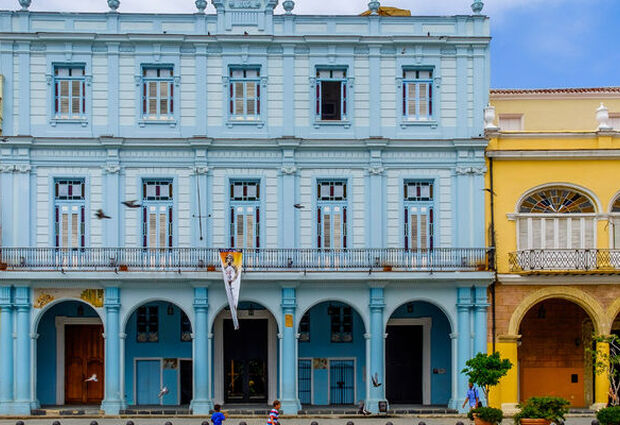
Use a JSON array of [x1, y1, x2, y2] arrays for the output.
[[317, 181, 347, 250], [54, 179, 86, 266], [142, 180, 173, 265], [403, 181, 434, 266], [229, 181, 261, 265]]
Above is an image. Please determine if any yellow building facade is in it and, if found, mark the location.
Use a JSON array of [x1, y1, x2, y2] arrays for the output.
[[485, 88, 620, 412]]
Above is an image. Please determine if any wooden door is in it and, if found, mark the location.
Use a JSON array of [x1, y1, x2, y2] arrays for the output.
[[65, 324, 104, 404]]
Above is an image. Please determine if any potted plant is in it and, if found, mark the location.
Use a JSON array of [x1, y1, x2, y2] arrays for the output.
[[513, 396, 570, 425], [462, 351, 513, 407], [468, 406, 504, 425], [597, 406, 620, 425]]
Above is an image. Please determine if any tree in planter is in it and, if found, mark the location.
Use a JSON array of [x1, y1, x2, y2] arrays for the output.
[[462, 352, 513, 405], [589, 334, 620, 406]]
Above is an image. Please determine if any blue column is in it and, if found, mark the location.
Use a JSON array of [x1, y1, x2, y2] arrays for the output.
[[280, 287, 300, 414], [457, 287, 473, 413], [366, 287, 386, 413], [473, 286, 488, 356], [0, 287, 14, 414], [191, 287, 213, 414], [13, 287, 31, 415], [102, 287, 123, 414]]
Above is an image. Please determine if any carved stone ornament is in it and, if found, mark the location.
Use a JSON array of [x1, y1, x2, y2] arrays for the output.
[[18, 0, 31, 10], [483, 104, 498, 130], [596, 103, 612, 130], [195, 0, 207, 12], [282, 0, 294, 14], [368, 166, 384, 175], [80, 289, 104, 308], [192, 166, 210, 175], [108, 0, 120, 11], [102, 164, 121, 174], [455, 166, 487, 175], [280, 166, 297, 175], [228, 0, 261, 8], [471, 0, 484, 14], [0, 164, 31, 173], [34, 293, 54, 309]]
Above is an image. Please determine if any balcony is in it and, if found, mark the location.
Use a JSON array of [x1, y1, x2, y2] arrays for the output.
[[0, 248, 491, 272], [509, 249, 620, 273]]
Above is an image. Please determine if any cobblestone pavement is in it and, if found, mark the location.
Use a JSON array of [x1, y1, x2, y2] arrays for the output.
[[0, 416, 597, 425]]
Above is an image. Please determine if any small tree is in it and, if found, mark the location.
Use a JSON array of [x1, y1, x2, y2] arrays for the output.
[[462, 352, 513, 404], [590, 334, 620, 406]]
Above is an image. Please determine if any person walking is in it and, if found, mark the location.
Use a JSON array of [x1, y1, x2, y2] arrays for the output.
[[211, 404, 226, 425], [267, 400, 281, 425], [462, 381, 480, 411]]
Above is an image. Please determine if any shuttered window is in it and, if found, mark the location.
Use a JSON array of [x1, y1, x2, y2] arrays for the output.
[[229, 180, 260, 248], [403, 180, 434, 250], [402, 69, 433, 121], [54, 179, 86, 248], [142, 180, 173, 248], [317, 180, 347, 249], [229, 67, 261, 120], [53, 65, 86, 119], [141, 66, 174, 120]]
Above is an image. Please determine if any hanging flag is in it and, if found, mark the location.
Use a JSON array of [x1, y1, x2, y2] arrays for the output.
[[219, 249, 243, 330]]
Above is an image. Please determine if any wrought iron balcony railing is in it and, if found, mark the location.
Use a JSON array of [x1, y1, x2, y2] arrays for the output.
[[0, 247, 491, 272], [509, 249, 620, 273]]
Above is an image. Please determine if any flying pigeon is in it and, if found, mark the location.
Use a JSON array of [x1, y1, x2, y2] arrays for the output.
[[158, 386, 169, 398], [293, 203, 305, 209], [372, 372, 382, 387], [84, 374, 98, 382], [122, 200, 141, 208], [95, 209, 111, 219], [358, 401, 371, 416], [243, 31, 249, 36]]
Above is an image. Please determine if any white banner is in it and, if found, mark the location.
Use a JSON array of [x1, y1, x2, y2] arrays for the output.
[[219, 249, 242, 330]]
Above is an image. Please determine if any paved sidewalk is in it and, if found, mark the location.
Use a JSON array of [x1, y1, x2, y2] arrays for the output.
[[0, 416, 597, 425]]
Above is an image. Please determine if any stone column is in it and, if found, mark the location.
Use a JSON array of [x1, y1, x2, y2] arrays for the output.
[[457, 287, 472, 413], [0, 287, 14, 415], [366, 287, 386, 413], [14, 287, 31, 414], [101, 287, 123, 414], [448, 332, 459, 410], [280, 287, 300, 414], [494, 336, 519, 414], [592, 340, 610, 410], [473, 286, 488, 356], [191, 287, 212, 414]]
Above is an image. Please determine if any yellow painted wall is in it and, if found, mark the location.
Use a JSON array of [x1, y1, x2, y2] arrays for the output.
[[491, 95, 620, 131]]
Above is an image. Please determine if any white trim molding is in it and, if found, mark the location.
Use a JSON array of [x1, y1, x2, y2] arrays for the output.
[[386, 317, 432, 405]]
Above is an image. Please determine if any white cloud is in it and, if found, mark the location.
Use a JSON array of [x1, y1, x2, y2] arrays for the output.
[[0, 0, 577, 16]]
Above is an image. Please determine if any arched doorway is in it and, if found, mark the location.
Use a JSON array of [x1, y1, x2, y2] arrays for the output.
[[385, 301, 452, 406], [124, 301, 193, 406], [212, 302, 278, 405], [519, 299, 595, 407], [297, 301, 366, 406], [36, 300, 104, 406]]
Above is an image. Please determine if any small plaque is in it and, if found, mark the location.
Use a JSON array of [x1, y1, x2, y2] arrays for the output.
[[285, 313, 293, 328]]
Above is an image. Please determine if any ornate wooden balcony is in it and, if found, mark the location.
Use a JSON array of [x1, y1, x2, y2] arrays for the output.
[[509, 249, 620, 273], [0, 247, 492, 272]]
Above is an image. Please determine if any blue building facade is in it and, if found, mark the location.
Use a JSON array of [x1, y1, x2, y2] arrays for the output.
[[0, 0, 491, 416]]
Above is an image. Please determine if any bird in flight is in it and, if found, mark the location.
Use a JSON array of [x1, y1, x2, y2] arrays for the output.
[[95, 209, 111, 219], [122, 200, 141, 208], [158, 386, 169, 398], [293, 204, 305, 209], [84, 374, 98, 382], [371, 372, 382, 387]]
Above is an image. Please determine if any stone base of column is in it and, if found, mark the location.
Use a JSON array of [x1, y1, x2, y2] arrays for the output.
[[448, 398, 459, 410], [279, 398, 301, 415], [10, 401, 32, 415], [365, 398, 388, 414], [590, 402, 607, 412], [190, 398, 214, 415], [101, 399, 125, 415], [500, 403, 519, 415]]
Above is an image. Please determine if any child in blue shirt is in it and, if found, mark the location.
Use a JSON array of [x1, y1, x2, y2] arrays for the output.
[[211, 404, 226, 425]]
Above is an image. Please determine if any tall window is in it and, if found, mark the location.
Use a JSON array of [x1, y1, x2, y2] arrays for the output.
[[404, 181, 434, 250], [53, 65, 86, 120], [402, 69, 432, 121], [54, 179, 86, 248], [229, 67, 261, 121], [142, 180, 173, 248], [141, 66, 174, 120], [317, 180, 347, 249], [315, 68, 348, 121], [136, 305, 159, 343], [329, 304, 352, 343], [229, 180, 260, 248], [180, 311, 192, 342], [611, 195, 620, 248], [517, 187, 596, 250]]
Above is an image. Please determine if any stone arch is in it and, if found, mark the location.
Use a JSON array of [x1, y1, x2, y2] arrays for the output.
[[605, 297, 620, 334], [383, 297, 455, 333], [210, 298, 281, 333], [507, 286, 607, 336], [32, 297, 104, 335], [607, 189, 620, 213], [121, 296, 194, 332], [514, 183, 602, 214], [296, 296, 368, 332]]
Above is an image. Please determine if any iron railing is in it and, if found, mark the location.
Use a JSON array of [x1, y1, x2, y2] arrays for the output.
[[509, 249, 620, 273], [0, 247, 492, 272]]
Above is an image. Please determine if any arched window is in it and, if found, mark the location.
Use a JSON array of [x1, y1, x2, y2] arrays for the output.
[[610, 194, 620, 248], [517, 187, 596, 250]]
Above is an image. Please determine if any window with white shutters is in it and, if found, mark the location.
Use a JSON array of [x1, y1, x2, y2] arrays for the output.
[[141, 66, 174, 120], [229, 180, 260, 249], [54, 179, 86, 248], [402, 69, 433, 121], [317, 180, 347, 249], [142, 180, 173, 248], [403, 181, 434, 250], [228, 67, 261, 121], [53, 65, 86, 120]]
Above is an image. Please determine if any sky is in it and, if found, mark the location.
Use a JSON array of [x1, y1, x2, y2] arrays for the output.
[[1, 0, 618, 89]]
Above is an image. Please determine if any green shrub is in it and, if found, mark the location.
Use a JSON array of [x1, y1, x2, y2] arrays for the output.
[[513, 396, 570, 425], [597, 406, 620, 425], [467, 406, 504, 424]]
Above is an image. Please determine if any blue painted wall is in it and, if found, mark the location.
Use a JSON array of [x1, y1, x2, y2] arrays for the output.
[[124, 302, 192, 405], [390, 301, 452, 405], [36, 301, 99, 405], [298, 302, 366, 405]]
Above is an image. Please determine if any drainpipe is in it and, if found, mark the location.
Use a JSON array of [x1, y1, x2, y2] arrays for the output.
[[488, 156, 497, 352]]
